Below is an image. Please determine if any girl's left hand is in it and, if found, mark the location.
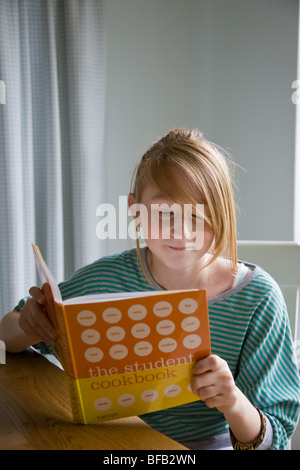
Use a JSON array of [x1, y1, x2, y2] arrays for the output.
[[191, 354, 239, 413]]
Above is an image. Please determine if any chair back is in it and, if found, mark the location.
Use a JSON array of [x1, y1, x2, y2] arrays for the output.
[[237, 241, 300, 340]]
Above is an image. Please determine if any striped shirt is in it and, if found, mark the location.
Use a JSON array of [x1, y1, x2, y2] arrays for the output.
[[15, 247, 300, 449]]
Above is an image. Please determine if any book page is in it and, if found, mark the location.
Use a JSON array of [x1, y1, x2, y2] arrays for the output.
[[63, 289, 199, 305], [32, 244, 62, 304]]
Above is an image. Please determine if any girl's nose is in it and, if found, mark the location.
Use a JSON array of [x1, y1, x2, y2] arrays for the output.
[[172, 212, 196, 240], [182, 215, 196, 240]]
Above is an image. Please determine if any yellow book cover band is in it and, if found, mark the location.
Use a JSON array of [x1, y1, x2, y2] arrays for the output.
[[67, 362, 199, 424]]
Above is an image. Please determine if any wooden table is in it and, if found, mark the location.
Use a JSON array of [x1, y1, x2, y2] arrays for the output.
[[0, 350, 187, 450]]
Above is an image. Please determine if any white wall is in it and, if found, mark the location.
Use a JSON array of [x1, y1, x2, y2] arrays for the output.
[[105, 0, 299, 255], [105, 0, 198, 255], [198, 0, 298, 242]]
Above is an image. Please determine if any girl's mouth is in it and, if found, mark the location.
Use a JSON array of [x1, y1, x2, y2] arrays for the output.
[[167, 245, 194, 251]]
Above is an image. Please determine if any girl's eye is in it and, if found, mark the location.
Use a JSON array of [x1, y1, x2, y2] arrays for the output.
[[159, 211, 174, 217]]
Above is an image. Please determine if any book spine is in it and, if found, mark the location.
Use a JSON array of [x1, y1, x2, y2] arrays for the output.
[[55, 303, 86, 423], [55, 303, 75, 377], [65, 376, 86, 424]]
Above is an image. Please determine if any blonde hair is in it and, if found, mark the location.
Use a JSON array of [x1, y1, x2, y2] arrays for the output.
[[131, 128, 238, 274]]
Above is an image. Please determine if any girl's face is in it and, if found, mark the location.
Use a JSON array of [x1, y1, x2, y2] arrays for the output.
[[129, 185, 215, 271]]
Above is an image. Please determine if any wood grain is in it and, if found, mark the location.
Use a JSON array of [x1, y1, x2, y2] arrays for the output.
[[0, 350, 187, 450]]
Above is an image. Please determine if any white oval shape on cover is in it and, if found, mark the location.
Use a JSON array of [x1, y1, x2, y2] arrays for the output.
[[156, 319, 175, 336], [164, 385, 181, 397], [178, 298, 198, 314], [94, 397, 112, 411], [183, 334, 202, 349], [158, 337, 177, 353], [181, 316, 200, 332], [141, 389, 159, 402], [77, 310, 97, 326], [106, 326, 126, 342], [131, 323, 151, 339], [118, 394, 135, 407], [153, 301, 172, 317], [109, 344, 128, 360], [81, 329, 101, 345], [84, 347, 104, 363], [134, 341, 153, 357], [102, 307, 122, 324], [128, 304, 147, 321]]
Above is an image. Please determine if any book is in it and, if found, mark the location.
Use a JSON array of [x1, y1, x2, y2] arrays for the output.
[[32, 243, 211, 424]]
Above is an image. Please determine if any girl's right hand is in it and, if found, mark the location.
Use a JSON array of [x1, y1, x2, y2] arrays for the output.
[[19, 284, 58, 346]]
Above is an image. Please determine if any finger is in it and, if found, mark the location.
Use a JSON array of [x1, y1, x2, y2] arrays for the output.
[[28, 284, 58, 338], [191, 372, 215, 398], [192, 384, 218, 400], [19, 312, 41, 342], [41, 283, 58, 330], [191, 382, 226, 409], [203, 395, 225, 409], [20, 299, 57, 345], [30, 310, 57, 345], [192, 354, 223, 375], [29, 286, 46, 305], [19, 310, 55, 345]]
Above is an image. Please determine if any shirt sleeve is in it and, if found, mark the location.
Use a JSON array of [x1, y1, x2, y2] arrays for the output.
[[235, 280, 300, 450]]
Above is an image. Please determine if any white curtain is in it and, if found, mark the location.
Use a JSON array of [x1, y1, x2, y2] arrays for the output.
[[0, 0, 107, 316]]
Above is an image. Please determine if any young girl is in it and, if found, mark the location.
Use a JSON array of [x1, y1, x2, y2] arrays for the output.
[[1, 128, 299, 450]]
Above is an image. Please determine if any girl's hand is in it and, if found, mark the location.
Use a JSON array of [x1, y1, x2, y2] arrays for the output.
[[191, 354, 239, 413], [19, 284, 57, 347]]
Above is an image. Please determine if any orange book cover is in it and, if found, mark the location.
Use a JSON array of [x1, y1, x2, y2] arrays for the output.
[[32, 244, 211, 424]]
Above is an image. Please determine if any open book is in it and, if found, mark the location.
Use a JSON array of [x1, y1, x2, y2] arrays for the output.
[[32, 244, 211, 424]]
